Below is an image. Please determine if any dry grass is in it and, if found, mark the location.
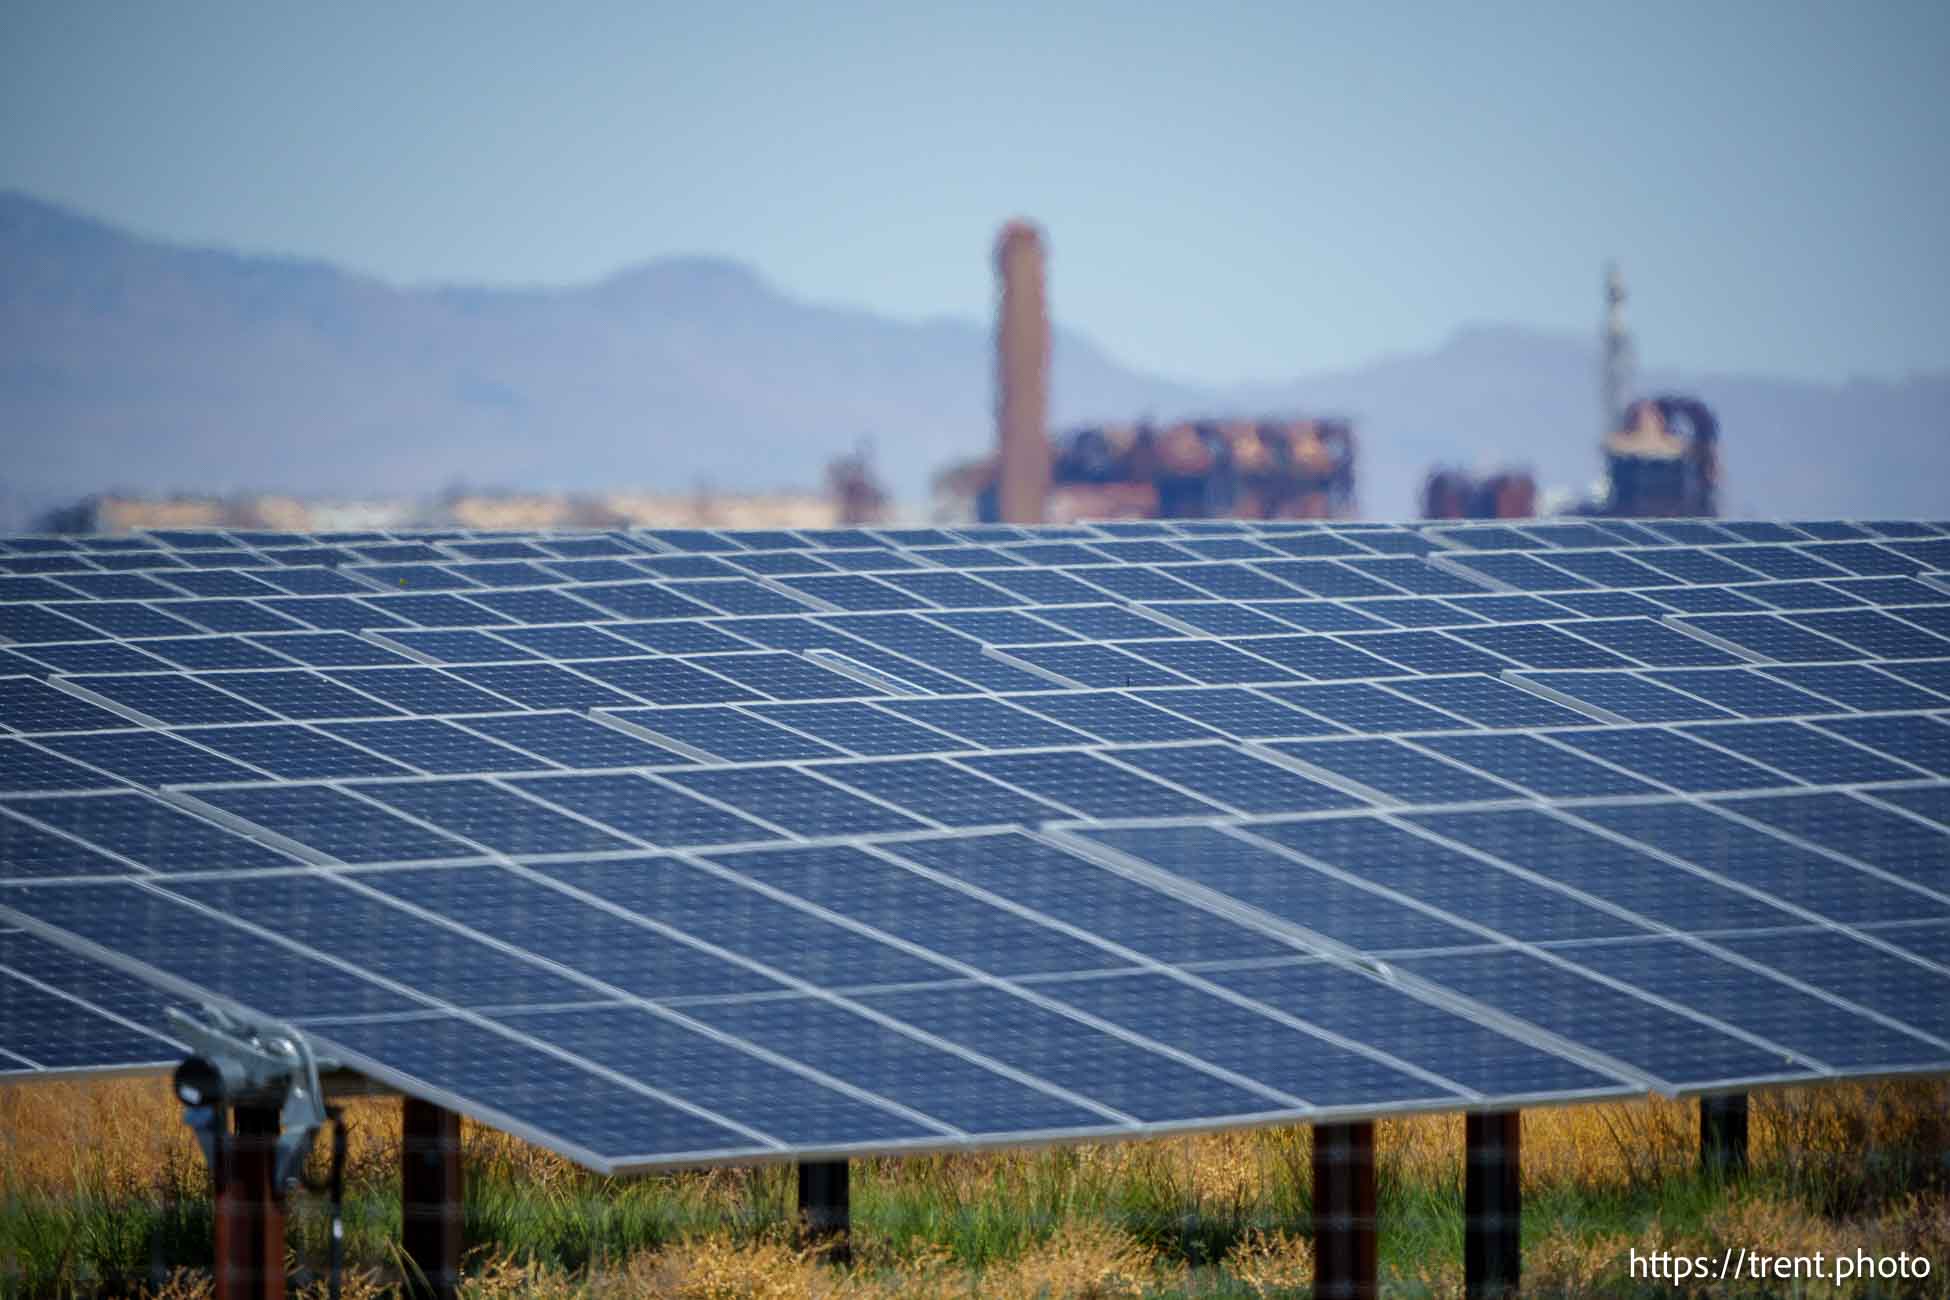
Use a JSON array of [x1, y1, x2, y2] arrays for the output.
[[4, 1075, 1947, 1296]]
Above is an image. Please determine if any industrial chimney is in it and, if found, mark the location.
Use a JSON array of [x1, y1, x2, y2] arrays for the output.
[[994, 220, 1051, 524]]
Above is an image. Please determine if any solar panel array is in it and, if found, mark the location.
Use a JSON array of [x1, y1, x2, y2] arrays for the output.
[[3, 518, 1948, 1173]]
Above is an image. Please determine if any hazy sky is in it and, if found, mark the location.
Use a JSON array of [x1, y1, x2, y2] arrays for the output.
[[4, 1, 1945, 387]]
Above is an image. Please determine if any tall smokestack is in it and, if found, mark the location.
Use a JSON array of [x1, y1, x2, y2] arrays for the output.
[[995, 219, 1050, 524]]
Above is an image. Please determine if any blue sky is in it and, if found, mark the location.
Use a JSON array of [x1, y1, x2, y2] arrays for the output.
[[4, 0, 1944, 387]]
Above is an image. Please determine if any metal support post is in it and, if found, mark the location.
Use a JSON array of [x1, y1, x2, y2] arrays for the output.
[[401, 1099, 464, 1299], [215, 1104, 286, 1300], [797, 1159, 851, 1265], [1700, 1092, 1749, 1178], [1312, 1122, 1376, 1300], [1464, 1111, 1522, 1300]]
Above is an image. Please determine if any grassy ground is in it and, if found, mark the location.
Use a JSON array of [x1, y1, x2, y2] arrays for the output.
[[3, 1077, 1947, 1297]]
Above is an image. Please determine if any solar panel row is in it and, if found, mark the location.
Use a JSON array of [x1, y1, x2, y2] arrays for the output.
[[2, 518, 1946, 1174]]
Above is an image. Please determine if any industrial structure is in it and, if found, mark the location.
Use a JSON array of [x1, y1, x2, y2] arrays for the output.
[[1420, 263, 1723, 522], [944, 417, 1359, 524], [940, 219, 1359, 524]]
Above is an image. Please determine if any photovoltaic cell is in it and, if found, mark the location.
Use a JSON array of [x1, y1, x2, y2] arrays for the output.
[[0, 814, 131, 877], [778, 574, 929, 611], [1340, 631, 1513, 676], [1106, 744, 1362, 814], [1415, 946, 1815, 1087], [1249, 816, 1640, 944], [537, 856, 945, 990], [240, 632, 412, 668], [1252, 560, 1398, 599], [1360, 598, 1479, 629], [1790, 610, 1950, 661], [1812, 715, 1950, 776], [958, 750, 1222, 819], [1676, 614, 1863, 663], [973, 566, 1108, 605], [711, 843, 1114, 974], [667, 766, 927, 837], [1202, 962, 1623, 1099], [997, 643, 1190, 688], [1708, 928, 1950, 1042], [324, 718, 548, 774], [603, 707, 843, 762], [1129, 687, 1345, 739], [857, 982, 1282, 1124], [200, 670, 404, 720], [1247, 600, 1391, 633], [38, 731, 259, 786], [1414, 732, 1659, 797], [179, 724, 414, 779], [1072, 566, 1206, 602], [1562, 618, 1744, 668], [0, 740, 125, 794], [1264, 683, 1470, 734], [1546, 727, 1789, 792], [1387, 675, 1591, 728], [165, 873, 597, 1008], [1233, 635, 1402, 680], [462, 713, 686, 769], [1514, 672, 1735, 723], [746, 702, 955, 756], [1569, 802, 1944, 925], [1683, 721, 1922, 785], [493, 626, 641, 660], [1117, 638, 1298, 685], [1412, 808, 1806, 934], [1, 881, 420, 1020], [1081, 824, 1480, 953], [1269, 738, 1514, 804], [351, 778, 637, 855], [57, 602, 204, 639], [1716, 792, 1950, 891], [508, 773, 779, 847], [688, 653, 875, 701], [1012, 605, 1153, 640], [450, 663, 645, 711], [1643, 668, 1840, 718], [0, 605, 106, 643], [685, 994, 1110, 1136], [357, 864, 782, 1000], [1762, 664, 1941, 711], [881, 696, 1090, 750], [20, 642, 168, 674], [185, 784, 478, 863], [885, 831, 1294, 965], [1560, 939, 1941, 1071]]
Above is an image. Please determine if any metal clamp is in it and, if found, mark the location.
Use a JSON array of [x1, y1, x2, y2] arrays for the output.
[[167, 1004, 337, 1190]]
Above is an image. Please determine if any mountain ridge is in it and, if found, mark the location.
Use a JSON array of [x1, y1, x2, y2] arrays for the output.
[[2, 190, 1943, 524]]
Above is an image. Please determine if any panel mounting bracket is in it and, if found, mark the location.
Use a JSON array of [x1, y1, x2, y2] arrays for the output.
[[167, 1003, 338, 1190]]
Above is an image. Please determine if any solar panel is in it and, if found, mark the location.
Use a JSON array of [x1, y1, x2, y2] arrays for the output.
[[1129, 687, 1345, 739], [3, 518, 1947, 1182], [667, 765, 927, 836], [958, 750, 1223, 818], [1269, 737, 1515, 804]]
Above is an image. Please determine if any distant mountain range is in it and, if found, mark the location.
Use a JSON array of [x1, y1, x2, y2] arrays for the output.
[[3, 190, 1944, 527]]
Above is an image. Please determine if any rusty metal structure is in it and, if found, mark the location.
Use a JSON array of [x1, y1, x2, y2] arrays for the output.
[[1419, 263, 1722, 522], [1420, 468, 1537, 521], [938, 218, 1356, 525], [994, 220, 1051, 524], [1587, 393, 1720, 518], [944, 416, 1356, 524]]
